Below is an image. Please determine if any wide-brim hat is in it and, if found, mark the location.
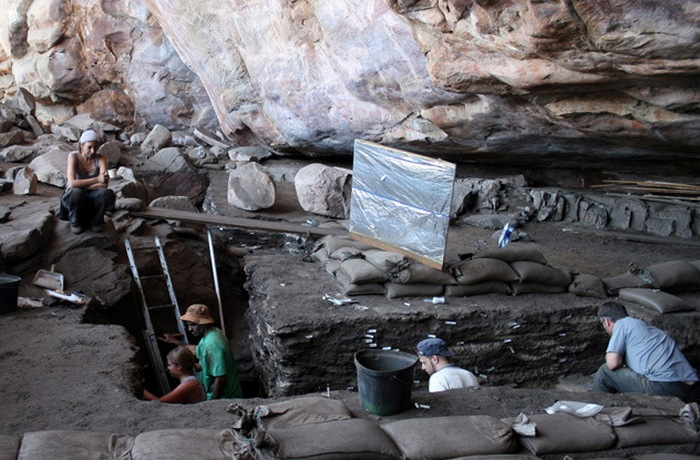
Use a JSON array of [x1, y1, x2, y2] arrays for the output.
[[180, 303, 215, 325]]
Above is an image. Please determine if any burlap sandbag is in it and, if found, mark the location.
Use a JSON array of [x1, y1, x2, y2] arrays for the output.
[[613, 416, 700, 448], [619, 288, 692, 313], [338, 258, 390, 284], [384, 282, 444, 299], [334, 270, 386, 295], [451, 258, 520, 286], [510, 261, 572, 287], [507, 412, 617, 455], [392, 262, 457, 285], [254, 396, 353, 430], [131, 429, 235, 460], [17, 430, 133, 460], [446, 282, 512, 297], [363, 250, 408, 274], [636, 454, 700, 460], [0, 435, 21, 460], [381, 415, 517, 460], [449, 455, 540, 460], [268, 418, 401, 459], [568, 273, 608, 298], [602, 271, 658, 295], [646, 260, 700, 291], [474, 248, 548, 265], [329, 246, 365, 261], [313, 235, 373, 255], [510, 283, 567, 296]]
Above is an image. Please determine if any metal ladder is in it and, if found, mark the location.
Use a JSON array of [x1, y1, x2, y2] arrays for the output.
[[125, 236, 188, 395]]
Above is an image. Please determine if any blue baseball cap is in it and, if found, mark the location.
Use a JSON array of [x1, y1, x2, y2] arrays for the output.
[[417, 338, 453, 357]]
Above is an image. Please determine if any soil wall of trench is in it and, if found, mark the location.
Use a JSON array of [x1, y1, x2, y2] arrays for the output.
[[242, 251, 700, 398]]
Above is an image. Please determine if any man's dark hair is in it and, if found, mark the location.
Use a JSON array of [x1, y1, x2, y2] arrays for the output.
[[598, 301, 628, 322]]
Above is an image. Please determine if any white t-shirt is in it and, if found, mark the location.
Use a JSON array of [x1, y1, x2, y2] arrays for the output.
[[429, 365, 480, 392]]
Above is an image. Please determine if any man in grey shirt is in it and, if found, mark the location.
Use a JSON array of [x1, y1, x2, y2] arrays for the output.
[[593, 301, 698, 402], [417, 337, 479, 392]]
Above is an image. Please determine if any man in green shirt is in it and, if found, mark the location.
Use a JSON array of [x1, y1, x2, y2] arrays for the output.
[[179, 304, 243, 399]]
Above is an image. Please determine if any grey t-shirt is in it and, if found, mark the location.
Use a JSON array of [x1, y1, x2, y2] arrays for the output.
[[607, 317, 698, 382]]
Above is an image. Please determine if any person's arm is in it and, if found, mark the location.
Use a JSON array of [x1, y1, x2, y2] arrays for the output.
[[211, 375, 228, 399], [66, 154, 109, 189], [87, 155, 109, 190], [605, 352, 623, 370], [143, 379, 199, 404]]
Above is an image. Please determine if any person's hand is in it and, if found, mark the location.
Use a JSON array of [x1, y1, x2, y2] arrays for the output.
[[158, 332, 184, 345]]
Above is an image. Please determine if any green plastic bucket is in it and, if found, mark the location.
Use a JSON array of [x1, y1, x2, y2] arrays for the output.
[[0, 274, 21, 313], [355, 349, 417, 416]]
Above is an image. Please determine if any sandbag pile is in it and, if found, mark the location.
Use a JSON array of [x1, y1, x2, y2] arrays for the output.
[[602, 260, 700, 314], [311, 235, 575, 300], [7, 396, 696, 460]]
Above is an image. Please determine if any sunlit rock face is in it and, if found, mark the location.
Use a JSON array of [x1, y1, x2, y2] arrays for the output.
[[1, 0, 698, 168], [0, 0, 217, 130]]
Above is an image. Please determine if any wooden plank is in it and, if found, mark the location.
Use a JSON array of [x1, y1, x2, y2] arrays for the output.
[[131, 207, 348, 237]]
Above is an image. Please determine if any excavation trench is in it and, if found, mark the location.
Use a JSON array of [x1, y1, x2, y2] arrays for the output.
[[94, 220, 700, 401]]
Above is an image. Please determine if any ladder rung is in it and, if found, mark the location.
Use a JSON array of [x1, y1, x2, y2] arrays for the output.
[[140, 274, 168, 281], [146, 303, 177, 311]]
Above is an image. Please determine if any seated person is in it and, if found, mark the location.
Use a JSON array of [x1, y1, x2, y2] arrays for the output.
[[62, 129, 115, 234], [417, 337, 479, 392], [142, 346, 206, 404], [593, 301, 699, 402]]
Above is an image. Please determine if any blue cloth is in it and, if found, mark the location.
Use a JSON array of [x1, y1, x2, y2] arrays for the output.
[[606, 317, 698, 382]]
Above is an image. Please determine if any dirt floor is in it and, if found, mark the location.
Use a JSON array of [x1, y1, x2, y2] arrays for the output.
[[1, 159, 700, 448]]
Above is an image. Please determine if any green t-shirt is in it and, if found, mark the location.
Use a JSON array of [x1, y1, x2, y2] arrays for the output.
[[196, 327, 242, 399]]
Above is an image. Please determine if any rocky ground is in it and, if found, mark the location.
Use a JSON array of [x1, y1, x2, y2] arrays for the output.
[[1, 139, 699, 459]]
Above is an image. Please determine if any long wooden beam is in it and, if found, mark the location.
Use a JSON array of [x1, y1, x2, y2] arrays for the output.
[[131, 207, 348, 237]]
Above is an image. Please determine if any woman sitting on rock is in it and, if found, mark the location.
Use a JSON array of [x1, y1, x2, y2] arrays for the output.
[[62, 129, 115, 234], [142, 346, 206, 404]]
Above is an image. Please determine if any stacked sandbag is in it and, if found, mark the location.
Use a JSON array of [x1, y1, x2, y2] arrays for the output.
[[16, 431, 134, 460], [228, 396, 402, 459], [385, 257, 457, 300], [505, 405, 700, 458], [381, 415, 519, 459], [448, 248, 572, 297], [313, 238, 583, 300], [603, 260, 700, 314]]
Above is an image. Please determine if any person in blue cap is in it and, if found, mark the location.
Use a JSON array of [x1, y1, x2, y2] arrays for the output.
[[417, 337, 479, 392]]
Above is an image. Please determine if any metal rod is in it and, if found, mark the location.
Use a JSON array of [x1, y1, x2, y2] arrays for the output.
[[208, 229, 226, 338]]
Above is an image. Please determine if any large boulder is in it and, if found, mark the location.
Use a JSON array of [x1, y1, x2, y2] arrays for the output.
[[294, 163, 351, 219], [227, 162, 276, 211]]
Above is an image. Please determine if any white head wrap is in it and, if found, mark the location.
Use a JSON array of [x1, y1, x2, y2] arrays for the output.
[[79, 130, 100, 144]]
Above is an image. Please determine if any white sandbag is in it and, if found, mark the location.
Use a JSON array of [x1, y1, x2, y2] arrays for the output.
[[0, 435, 21, 460], [392, 262, 457, 285], [254, 396, 353, 430], [384, 282, 444, 299], [510, 261, 572, 287], [131, 429, 234, 460], [268, 418, 400, 459], [382, 415, 517, 459], [507, 412, 616, 455], [451, 258, 520, 286], [446, 282, 512, 297], [619, 288, 692, 313], [17, 431, 133, 460], [568, 273, 608, 299]]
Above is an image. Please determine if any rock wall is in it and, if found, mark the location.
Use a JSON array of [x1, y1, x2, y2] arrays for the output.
[[1, 0, 699, 169]]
